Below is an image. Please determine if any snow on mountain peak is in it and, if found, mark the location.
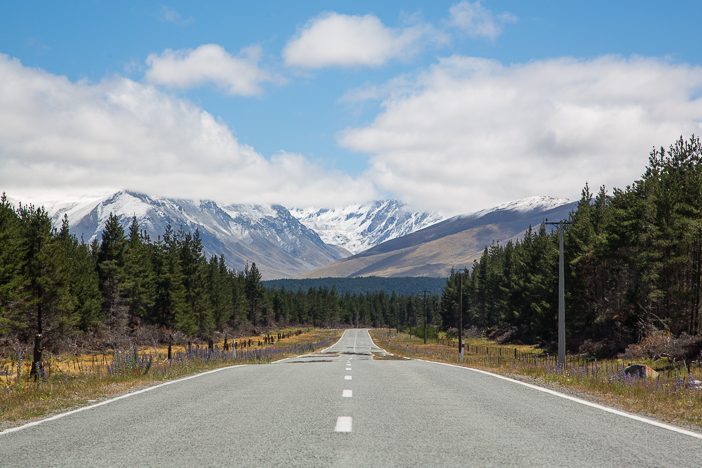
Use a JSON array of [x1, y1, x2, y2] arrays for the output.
[[290, 200, 443, 254], [470, 195, 571, 219]]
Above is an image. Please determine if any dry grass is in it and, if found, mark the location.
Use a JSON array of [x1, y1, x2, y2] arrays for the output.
[[371, 329, 702, 431], [0, 327, 323, 383], [0, 328, 341, 428]]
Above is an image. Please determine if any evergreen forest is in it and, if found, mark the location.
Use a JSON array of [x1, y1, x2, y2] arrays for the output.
[[0, 205, 438, 354], [440, 136, 702, 356]]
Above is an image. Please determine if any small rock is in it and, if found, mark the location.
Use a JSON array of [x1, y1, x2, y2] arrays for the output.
[[624, 364, 659, 379]]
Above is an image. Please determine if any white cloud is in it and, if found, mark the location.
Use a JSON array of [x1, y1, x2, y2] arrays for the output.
[[283, 12, 444, 68], [145, 44, 277, 96], [340, 55, 702, 215], [448, 1, 516, 40], [0, 54, 375, 206], [159, 5, 192, 26]]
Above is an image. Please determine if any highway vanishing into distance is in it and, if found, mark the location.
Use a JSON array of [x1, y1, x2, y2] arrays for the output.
[[1, 329, 701, 467]]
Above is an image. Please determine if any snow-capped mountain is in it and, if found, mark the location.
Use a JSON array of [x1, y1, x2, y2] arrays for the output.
[[47, 190, 347, 279], [10, 190, 574, 279], [290, 200, 443, 254], [306, 196, 575, 278], [469, 195, 571, 218]]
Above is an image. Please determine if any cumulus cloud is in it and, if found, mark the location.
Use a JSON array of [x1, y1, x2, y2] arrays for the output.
[[283, 12, 444, 68], [0, 54, 375, 206], [145, 44, 278, 96], [340, 55, 702, 215], [448, 1, 517, 40]]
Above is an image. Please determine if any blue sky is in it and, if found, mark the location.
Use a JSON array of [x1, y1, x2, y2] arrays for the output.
[[2, 1, 702, 213]]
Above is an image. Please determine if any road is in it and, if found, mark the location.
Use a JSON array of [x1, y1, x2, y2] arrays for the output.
[[1, 329, 700, 467]]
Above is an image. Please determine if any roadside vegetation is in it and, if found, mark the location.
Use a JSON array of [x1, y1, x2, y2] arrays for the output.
[[1, 328, 340, 426], [372, 328, 702, 430]]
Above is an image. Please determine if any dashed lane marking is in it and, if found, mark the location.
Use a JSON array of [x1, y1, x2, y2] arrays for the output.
[[342, 390, 353, 398], [335, 416, 352, 432]]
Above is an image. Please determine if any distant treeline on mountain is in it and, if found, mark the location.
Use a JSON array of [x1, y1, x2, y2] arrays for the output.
[[263, 277, 446, 296]]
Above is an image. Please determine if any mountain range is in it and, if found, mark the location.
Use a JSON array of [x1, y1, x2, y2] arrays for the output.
[[12, 191, 575, 279], [304, 196, 576, 278], [290, 201, 442, 254], [45, 190, 345, 279]]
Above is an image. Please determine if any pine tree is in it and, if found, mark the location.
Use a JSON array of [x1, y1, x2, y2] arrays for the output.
[[244, 262, 264, 326], [178, 229, 213, 338], [16, 204, 53, 378], [154, 225, 189, 331], [122, 216, 156, 327], [0, 194, 25, 336], [97, 212, 128, 337], [208, 255, 231, 330]]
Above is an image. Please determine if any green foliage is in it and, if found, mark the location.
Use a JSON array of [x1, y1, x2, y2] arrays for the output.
[[443, 135, 702, 356], [244, 263, 265, 326], [0, 194, 25, 335], [1, 202, 438, 349]]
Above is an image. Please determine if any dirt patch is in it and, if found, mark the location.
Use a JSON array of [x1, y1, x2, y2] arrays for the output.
[[286, 359, 334, 364], [373, 354, 408, 361]]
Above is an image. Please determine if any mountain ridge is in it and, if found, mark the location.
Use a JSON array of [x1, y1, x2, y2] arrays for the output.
[[9, 190, 574, 280], [304, 196, 576, 278], [45, 190, 346, 279], [289, 200, 442, 254]]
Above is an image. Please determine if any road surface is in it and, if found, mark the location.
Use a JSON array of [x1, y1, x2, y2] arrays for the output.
[[1, 329, 700, 467]]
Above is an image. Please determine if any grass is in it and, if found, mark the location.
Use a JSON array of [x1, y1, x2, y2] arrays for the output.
[[371, 328, 702, 431], [0, 328, 341, 428]]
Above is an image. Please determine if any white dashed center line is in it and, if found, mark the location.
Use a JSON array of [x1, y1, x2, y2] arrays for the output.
[[335, 416, 352, 433], [342, 389, 353, 398], [345, 375, 352, 380], [345, 367, 352, 371]]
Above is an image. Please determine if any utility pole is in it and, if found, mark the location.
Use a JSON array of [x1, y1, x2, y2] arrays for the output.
[[545, 220, 571, 370], [423, 290, 428, 344], [458, 271, 464, 361]]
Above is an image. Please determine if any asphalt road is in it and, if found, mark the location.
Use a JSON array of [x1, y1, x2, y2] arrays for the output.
[[1, 329, 700, 467]]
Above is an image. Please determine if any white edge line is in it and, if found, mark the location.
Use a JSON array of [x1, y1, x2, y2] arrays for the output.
[[366, 329, 390, 355], [415, 358, 702, 440], [0, 364, 246, 437], [321, 329, 348, 353]]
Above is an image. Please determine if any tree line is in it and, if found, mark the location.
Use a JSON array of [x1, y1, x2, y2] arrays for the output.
[[441, 136, 702, 357], [0, 203, 438, 358]]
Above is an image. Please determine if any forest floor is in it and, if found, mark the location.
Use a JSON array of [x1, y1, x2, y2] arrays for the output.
[[371, 328, 702, 432], [0, 328, 341, 429]]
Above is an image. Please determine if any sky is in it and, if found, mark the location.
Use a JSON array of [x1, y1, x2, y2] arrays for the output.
[[1, 1, 702, 215]]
